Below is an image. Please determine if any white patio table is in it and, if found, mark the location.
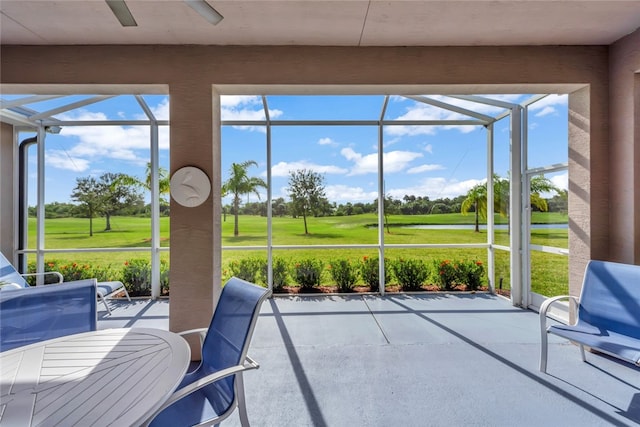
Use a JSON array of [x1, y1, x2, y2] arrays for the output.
[[0, 327, 190, 427]]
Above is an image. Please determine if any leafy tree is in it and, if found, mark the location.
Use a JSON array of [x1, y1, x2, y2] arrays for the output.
[[71, 173, 142, 235], [430, 203, 450, 214], [460, 184, 487, 232], [44, 202, 76, 219], [117, 162, 169, 196], [342, 202, 354, 216], [288, 169, 327, 234], [243, 201, 267, 216], [461, 174, 562, 232], [374, 195, 401, 233], [98, 173, 142, 231], [492, 174, 510, 217], [315, 199, 335, 217], [547, 190, 568, 214], [272, 197, 288, 217], [115, 162, 170, 210], [70, 177, 102, 236], [222, 160, 267, 236], [530, 175, 562, 212]]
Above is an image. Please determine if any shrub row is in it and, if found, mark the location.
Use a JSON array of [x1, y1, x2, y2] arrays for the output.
[[27, 259, 170, 297], [27, 256, 485, 296], [226, 256, 485, 292]]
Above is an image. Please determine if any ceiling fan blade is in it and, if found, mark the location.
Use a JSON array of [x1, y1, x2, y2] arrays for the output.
[[185, 0, 224, 25], [106, 0, 138, 27]]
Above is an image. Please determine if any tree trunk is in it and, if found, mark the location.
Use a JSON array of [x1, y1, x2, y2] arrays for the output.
[[233, 197, 239, 236], [474, 201, 479, 232], [302, 211, 309, 234], [105, 213, 111, 231], [89, 216, 93, 237]]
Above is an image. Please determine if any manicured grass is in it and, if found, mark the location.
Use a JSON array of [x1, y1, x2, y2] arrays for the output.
[[27, 212, 569, 296], [31, 217, 170, 249]]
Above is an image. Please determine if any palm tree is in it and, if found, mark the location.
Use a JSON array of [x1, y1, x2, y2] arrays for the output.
[[222, 161, 267, 236], [460, 184, 487, 232], [492, 174, 510, 218], [530, 175, 561, 212], [114, 162, 170, 203], [461, 174, 561, 232]]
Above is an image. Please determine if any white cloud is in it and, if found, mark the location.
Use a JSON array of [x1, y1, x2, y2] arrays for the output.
[[59, 125, 149, 164], [270, 161, 348, 177], [132, 97, 170, 121], [535, 106, 556, 117], [325, 184, 378, 203], [318, 137, 338, 146], [527, 94, 567, 118], [341, 147, 423, 176], [45, 150, 91, 172], [407, 164, 445, 174], [386, 95, 501, 136], [387, 177, 484, 200], [528, 94, 567, 112], [221, 95, 262, 108], [50, 109, 171, 170], [220, 95, 282, 132], [382, 137, 401, 148], [424, 144, 433, 154], [550, 172, 568, 191], [387, 94, 561, 136], [150, 97, 169, 120]]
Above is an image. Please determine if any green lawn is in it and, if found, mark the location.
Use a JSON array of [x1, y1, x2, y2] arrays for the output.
[[27, 212, 568, 295]]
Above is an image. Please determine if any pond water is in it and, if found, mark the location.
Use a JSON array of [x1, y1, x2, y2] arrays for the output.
[[400, 224, 568, 230]]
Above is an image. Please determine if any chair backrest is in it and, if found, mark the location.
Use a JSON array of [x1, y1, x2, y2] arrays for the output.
[[0, 279, 98, 351], [579, 260, 640, 339], [0, 252, 28, 288], [200, 277, 270, 411]]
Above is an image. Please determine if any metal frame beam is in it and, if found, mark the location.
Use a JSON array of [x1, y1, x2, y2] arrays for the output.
[[405, 95, 495, 123], [28, 95, 117, 121]]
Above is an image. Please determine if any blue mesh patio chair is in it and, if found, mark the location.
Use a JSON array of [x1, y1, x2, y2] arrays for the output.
[[0, 252, 130, 314], [148, 277, 270, 427], [0, 279, 98, 351]]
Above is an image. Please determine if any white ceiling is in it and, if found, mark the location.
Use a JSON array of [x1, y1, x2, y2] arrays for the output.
[[1, 0, 640, 47]]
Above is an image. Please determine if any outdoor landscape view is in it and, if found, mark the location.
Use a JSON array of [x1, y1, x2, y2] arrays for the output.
[[13, 94, 569, 297]]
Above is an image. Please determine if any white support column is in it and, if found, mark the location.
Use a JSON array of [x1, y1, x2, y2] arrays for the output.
[[378, 97, 388, 295], [135, 95, 161, 298], [486, 124, 495, 293], [509, 106, 523, 306], [150, 122, 160, 298], [212, 91, 222, 307], [36, 126, 46, 283], [262, 96, 273, 292], [521, 106, 531, 308]]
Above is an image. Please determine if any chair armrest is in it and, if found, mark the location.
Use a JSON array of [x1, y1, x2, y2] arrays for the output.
[[177, 327, 208, 347], [539, 294, 579, 330], [148, 356, 260, 421], [21, 271, 64, 284], [539, 295, 579, 372], [540, 295, 580, 320]]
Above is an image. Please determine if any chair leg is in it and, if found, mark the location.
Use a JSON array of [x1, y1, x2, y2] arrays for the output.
[[98, 292, 112, 315], [579, 344, 586, 362], [121, 285, 131, 302], [539, 331, 548, 373], [236, 373, 251, 427]]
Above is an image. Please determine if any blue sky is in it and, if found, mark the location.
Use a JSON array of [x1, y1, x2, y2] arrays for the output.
[[11, 93, 568, 206], [221, 94, 568, 205]]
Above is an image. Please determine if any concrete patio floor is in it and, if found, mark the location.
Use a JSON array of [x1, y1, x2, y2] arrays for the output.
[[98, 293, 640, 426]]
